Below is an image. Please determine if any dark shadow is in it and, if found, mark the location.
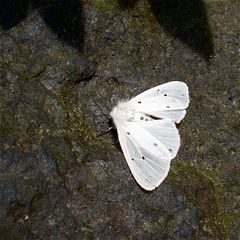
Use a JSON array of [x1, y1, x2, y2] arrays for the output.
[[149, 0, 213, 61], [118, 0, 138, 9], [0, 0, 30, 30], [0, 0, 213, 59], [32, 0, 84, 50], [118, 0, 214, 61], [0, 0, 84, 50]]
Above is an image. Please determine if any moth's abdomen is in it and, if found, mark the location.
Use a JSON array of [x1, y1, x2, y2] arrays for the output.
[[110, 101, 152, 123], [130, 112, 152, 122]]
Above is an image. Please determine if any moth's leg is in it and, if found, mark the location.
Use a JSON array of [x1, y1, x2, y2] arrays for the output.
[[96, 127, 113, 137]]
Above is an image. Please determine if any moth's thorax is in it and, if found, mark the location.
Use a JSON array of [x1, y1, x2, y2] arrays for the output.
[[110, 100, 150, 125]]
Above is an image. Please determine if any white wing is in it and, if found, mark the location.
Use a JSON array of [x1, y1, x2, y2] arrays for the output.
[[137, 119, 180, 159], [129, 81, 189, 123], [117, 119, 180, 191]]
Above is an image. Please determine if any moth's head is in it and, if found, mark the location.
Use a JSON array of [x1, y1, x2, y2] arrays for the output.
[[110, 100, 134, 124], [110, 104, 123, 123]]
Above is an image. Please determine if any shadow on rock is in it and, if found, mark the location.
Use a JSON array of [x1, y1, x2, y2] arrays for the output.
[[149, 0, 213, 61], [0, 0, 84, 51], [0, 0, 29, 30], [119, 0, 214, 61], [118, 0, 138, 9]]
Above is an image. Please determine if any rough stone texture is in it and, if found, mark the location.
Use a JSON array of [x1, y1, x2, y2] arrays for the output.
[[0, 0, 239, 239]]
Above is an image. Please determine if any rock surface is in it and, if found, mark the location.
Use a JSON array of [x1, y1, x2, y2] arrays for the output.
[[0, 0, 239, 239]]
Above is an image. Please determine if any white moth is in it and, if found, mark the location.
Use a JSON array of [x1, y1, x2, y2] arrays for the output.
[[110, 81, 189, 191]]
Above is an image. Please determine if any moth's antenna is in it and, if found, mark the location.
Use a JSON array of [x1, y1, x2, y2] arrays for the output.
[[96, 93, 111, 112], [93, 100, 110, 120]]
